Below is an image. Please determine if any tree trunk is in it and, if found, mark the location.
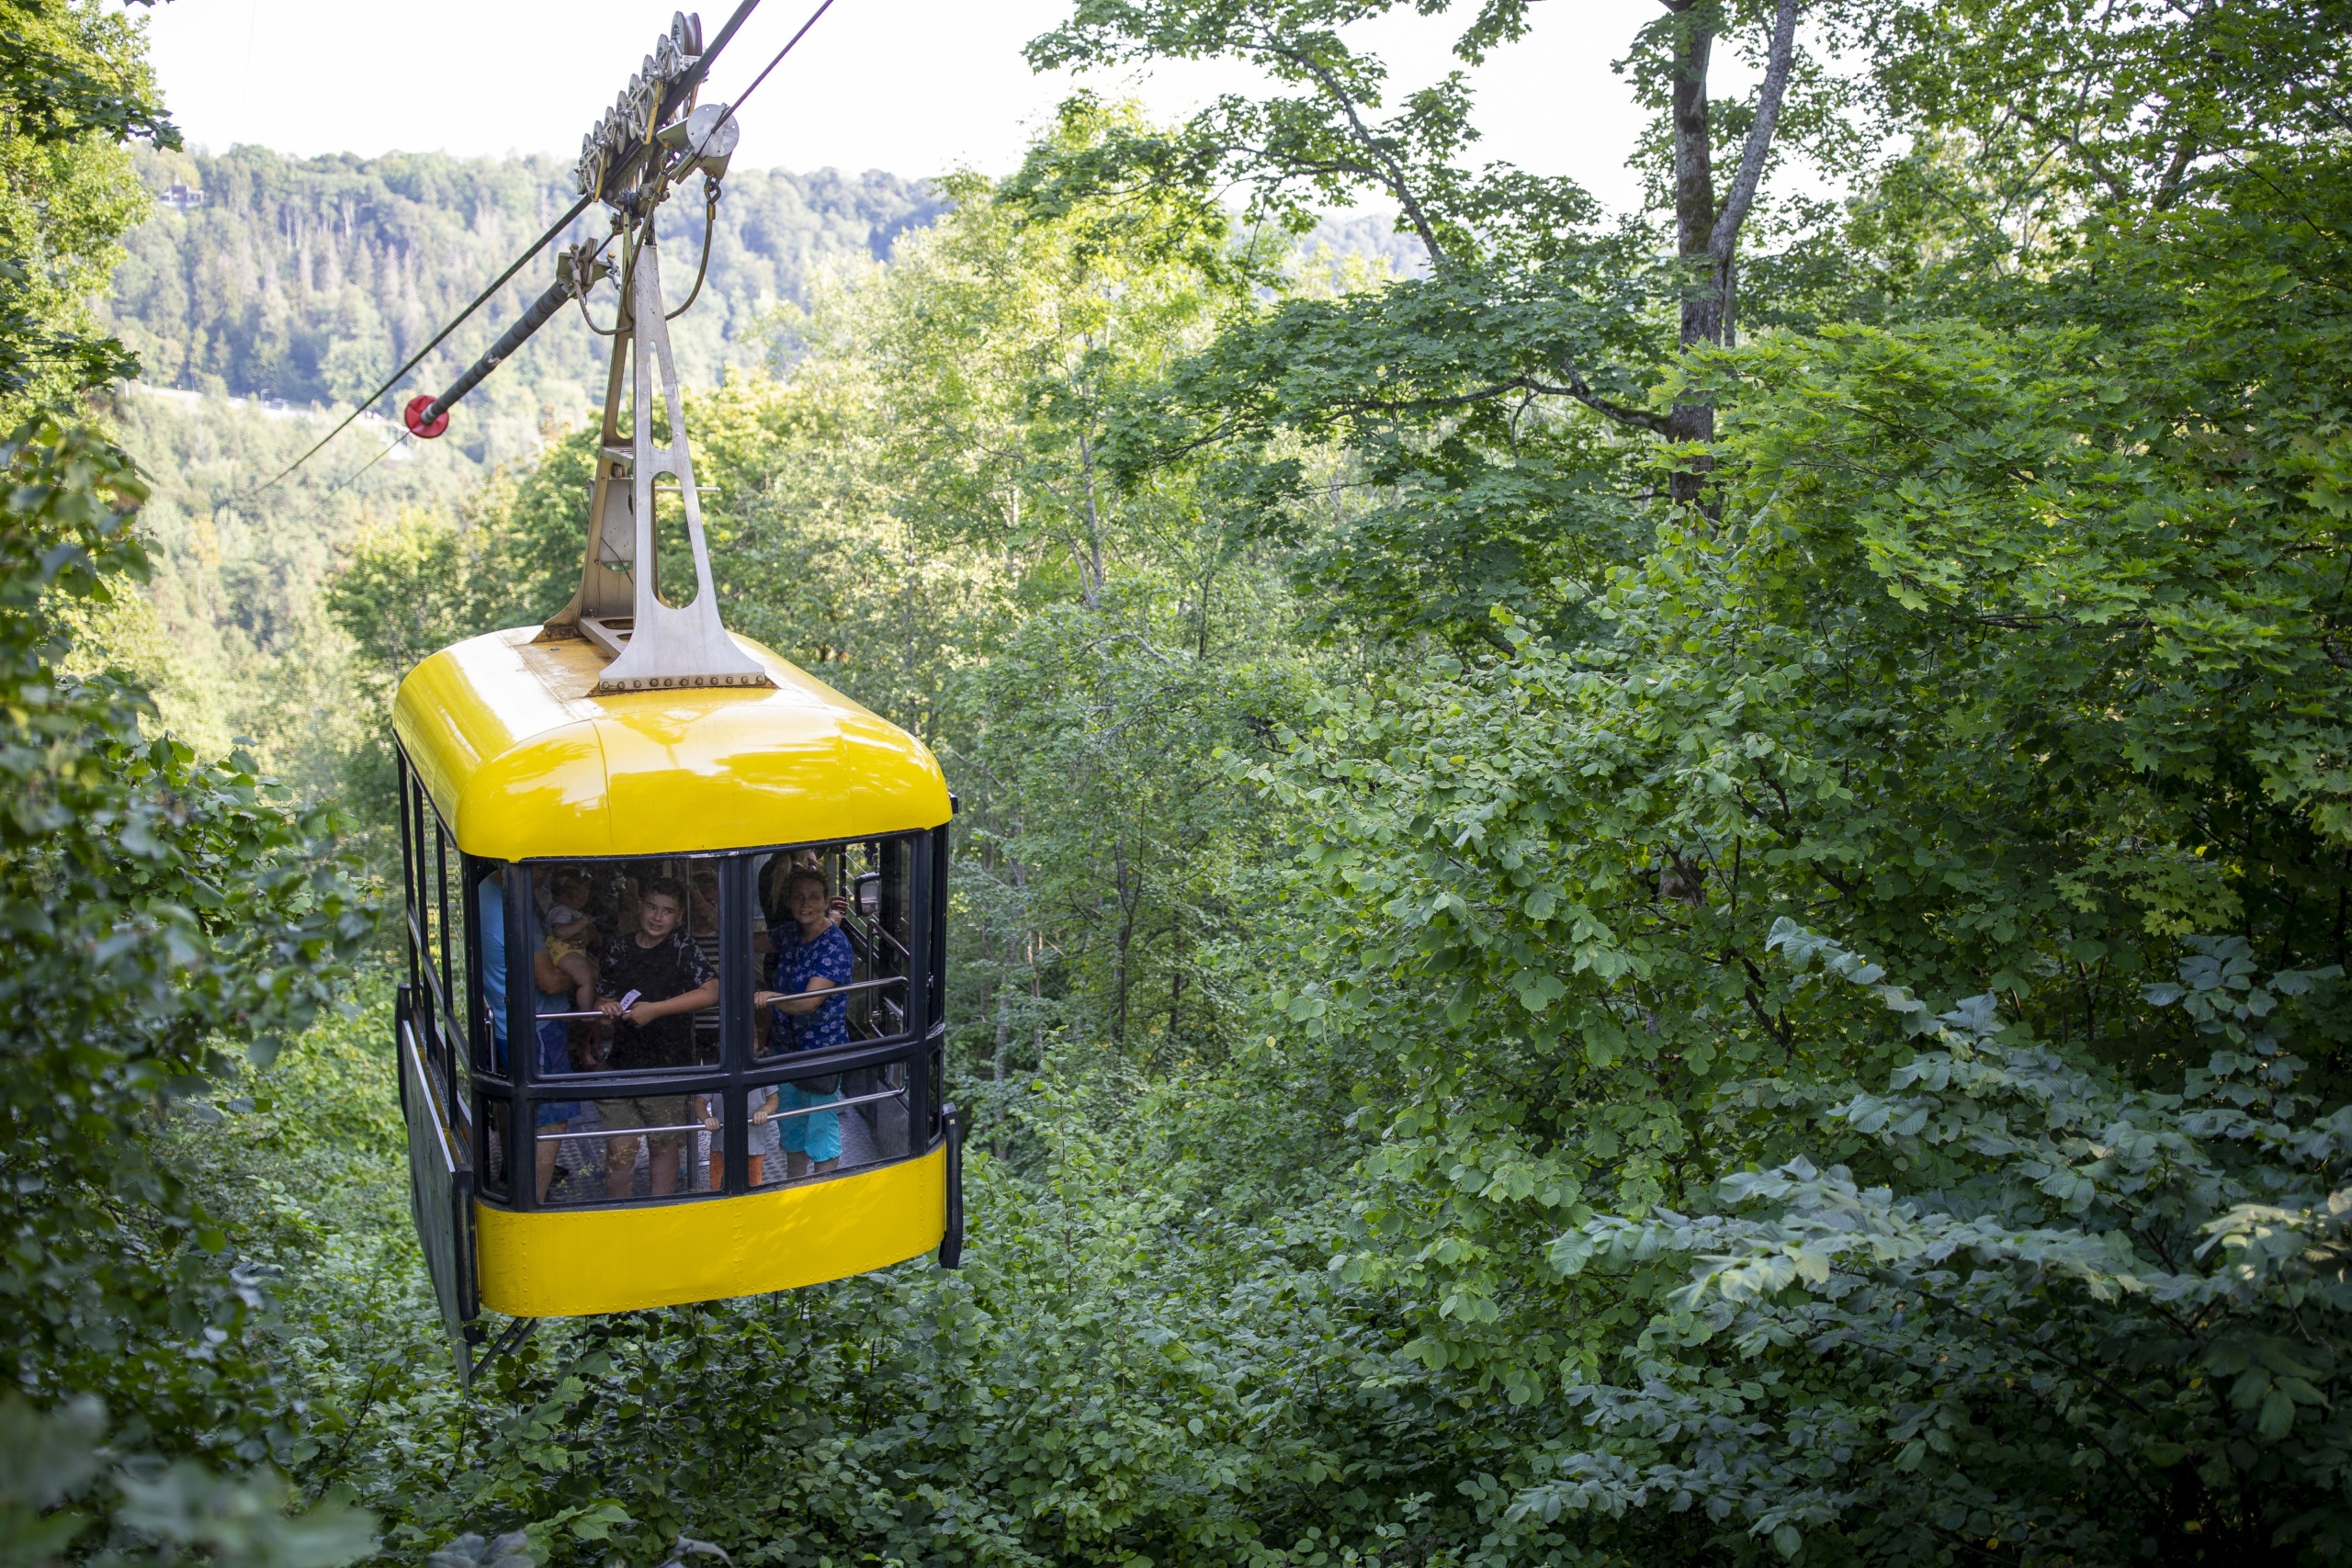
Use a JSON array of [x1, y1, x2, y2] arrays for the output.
[[1112, 848, 1135, 1043], [1667, 2, 1720, 506], [1078, 428, 1105, 609], [1663, 0, 1803, 510]]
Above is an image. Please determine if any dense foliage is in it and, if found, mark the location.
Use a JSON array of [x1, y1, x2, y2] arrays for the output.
[[0, 414, 373, 1563], [0, 8, 383, 1563], [0, 0, 169, 417], [24, 0, 2352, 1563], [1539, 925, 2352, 1562]]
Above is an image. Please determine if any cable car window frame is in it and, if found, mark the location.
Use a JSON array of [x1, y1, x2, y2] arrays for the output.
[[396, 749, 474, 1149], [472, 829, 946, 1215]]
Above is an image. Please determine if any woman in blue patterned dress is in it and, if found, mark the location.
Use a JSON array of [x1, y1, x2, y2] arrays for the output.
[[753, 865, 854, 1178]]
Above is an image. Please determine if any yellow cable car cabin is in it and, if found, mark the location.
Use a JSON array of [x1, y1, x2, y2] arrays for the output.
[[383, 20, 967, 1374], [393, 627, 963, 1359]]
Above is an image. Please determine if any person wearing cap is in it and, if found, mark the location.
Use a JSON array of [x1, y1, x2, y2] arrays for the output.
[[526, 874, 600, 1201]]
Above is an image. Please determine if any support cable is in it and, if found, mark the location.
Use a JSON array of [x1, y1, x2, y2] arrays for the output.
[[322, 430, 413, 501], [680, 0, 838, 172], [666, 183, 721, 320], [260, 0, 773, 492], [295, 0, 841, 500]]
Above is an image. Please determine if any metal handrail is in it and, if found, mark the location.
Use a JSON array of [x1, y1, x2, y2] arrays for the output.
[[755, 975, 907, 1003], [757, 1084, 905, 1121], [513, 1020, 927, 1098], [537, 1121, 710, 1142], [839, 908, 911, 961], [524, 976, 902, 1026], [535, 1083, 906, 1142], [531, 1006, 723, 1021]]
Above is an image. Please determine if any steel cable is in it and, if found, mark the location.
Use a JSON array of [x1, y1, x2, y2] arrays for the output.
[[264, 0, 775, 493], [294, 0, 841, 500]]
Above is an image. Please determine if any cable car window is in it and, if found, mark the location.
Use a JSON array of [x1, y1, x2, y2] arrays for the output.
[[479, 1096, 511, 1201], [537, 1094, 723, 1205], [435, 815, 456, 1069], [472, 865, 513, 1077], [741, 1060, 915, 1186], [399, 760, 478, 1118], [752, 840, 911, 1062], [453, 832, 938, 1218], [526, 858, 723, 1078]]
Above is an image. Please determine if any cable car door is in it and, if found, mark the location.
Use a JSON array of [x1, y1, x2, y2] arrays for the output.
[[398, 986, 480, 1380]]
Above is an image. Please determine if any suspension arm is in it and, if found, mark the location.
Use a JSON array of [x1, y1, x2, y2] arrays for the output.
[[404, 272, 579, 438]]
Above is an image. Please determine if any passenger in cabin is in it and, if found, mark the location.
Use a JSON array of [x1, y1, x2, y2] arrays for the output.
[[531, 1022, 587, 1201], [613, 873, 643, 940], [757, 853, 847, 957], [701, 1082, 782, 1190], [689, 868, 723, 973], [758, 854, 794, 931], [527, 869, 599, 1201], [754, 866, 853, 1178], [476, 868, 511, 1075], [540, 901, 601, 1012], [747, 1081, 781, 1183], [685, 868, 729, 1075], [594, 878, 719, 1198]]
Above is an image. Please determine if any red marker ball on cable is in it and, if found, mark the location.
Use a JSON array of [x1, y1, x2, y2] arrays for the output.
[[403, 394, 448, 439]]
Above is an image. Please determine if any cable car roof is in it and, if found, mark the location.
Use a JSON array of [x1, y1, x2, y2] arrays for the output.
[[393, 627, 950, 861]]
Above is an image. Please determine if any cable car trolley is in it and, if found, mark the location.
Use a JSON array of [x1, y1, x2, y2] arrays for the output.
[[385, 6, 962, 1379]]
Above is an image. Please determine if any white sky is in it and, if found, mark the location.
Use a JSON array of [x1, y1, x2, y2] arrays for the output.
[[142, 0, 1669, 214]]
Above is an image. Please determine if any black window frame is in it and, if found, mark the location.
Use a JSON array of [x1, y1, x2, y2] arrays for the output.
[[468, 829, 949, 1213], [396, 748, 476, 1157]]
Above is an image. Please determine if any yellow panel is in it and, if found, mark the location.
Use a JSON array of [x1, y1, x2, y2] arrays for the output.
[[474, 1145, 949, 1316], [392, 628, 951, 860]]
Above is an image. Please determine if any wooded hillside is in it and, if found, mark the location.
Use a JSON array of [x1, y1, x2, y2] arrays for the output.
[[107, 146, 940, 438]]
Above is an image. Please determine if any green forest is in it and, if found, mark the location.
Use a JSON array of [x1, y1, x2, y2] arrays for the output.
[[6, 0, 2351, 1564]]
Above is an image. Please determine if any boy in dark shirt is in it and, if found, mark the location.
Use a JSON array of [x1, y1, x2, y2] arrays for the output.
[[594, 878, 718, 1198]]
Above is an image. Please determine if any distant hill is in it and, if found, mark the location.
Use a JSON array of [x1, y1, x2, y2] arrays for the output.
[[106, 146, 943, 462], [105, 147, 1429, 467], [1303, 211, 1430, 278]]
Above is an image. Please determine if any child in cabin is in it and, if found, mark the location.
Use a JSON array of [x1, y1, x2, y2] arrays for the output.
[[702, 1082, 783, 1190], [529, 871, 602, 1200], [541, 903, 601, 1012], [753, 866, 854, 1178], [528, 870, 595, 1006]]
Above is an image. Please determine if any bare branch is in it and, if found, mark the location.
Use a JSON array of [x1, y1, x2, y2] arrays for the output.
[[1708, 0, 1802, 266], [1324, 371, 1672, 434], [1560, 367, 1675, 434], [2152, 133, 2199, 209], [1260, 33, 1453, 272]]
